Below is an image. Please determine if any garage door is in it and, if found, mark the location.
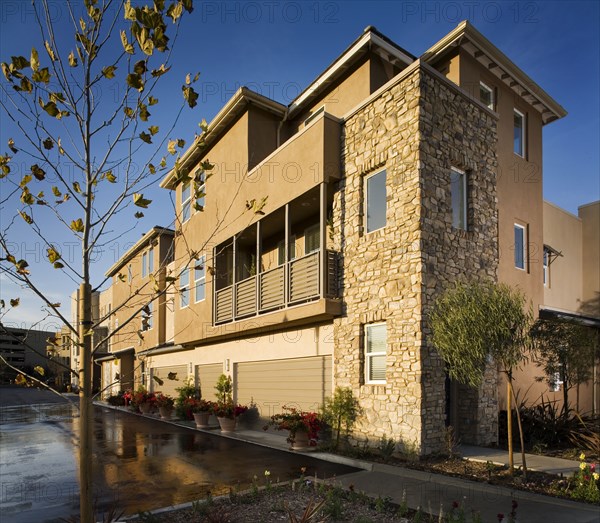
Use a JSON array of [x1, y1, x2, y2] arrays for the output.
[[150, 365, 187, 397], [236, 355, 331, 418], [195, 363, 223, 401]]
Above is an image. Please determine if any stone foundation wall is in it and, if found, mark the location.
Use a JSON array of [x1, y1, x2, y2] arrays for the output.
[[333, 63, 499, 454]]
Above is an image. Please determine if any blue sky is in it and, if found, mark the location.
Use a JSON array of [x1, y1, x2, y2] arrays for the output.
[[0, 0, 599, 330]]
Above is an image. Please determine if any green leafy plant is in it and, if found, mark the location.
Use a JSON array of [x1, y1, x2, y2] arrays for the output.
[[175, 378, 199, 419], [569, 453, 600, 503], [321, 387, 361, 450], [378, 435, 396, 462]]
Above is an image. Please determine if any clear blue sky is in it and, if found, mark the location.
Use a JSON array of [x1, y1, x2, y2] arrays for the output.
[[1, 1, 598, 329]]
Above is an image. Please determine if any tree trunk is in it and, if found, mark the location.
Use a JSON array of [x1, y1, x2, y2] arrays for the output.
[[509, 378, 528, 480], [79, 283, 93, 523], [506, 378, 514, 475]]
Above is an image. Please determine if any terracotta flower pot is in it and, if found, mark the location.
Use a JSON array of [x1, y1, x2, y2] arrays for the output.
[[290, 429, 310, 450], [139, 402, 151, 414], [158, 407, 173, 419], [217, 416, 236, 432], [193, 411, 211, 428]]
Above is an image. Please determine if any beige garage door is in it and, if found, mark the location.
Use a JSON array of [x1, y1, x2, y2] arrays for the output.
[[195, 363, 223, 401], [150, 365, 187, 397], [236, 355, 332, 419]]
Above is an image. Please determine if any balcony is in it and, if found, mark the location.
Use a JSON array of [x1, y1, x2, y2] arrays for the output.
[[215, 250, 339, 324], [213, 184, 341, 327]]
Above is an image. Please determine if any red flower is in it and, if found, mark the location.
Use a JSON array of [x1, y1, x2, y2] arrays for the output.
[[452, 501, 459, 509], [497, 514, 504, 522]]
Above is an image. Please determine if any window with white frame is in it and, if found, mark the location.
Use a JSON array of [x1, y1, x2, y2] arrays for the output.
[[305, 224, 320, 254], [450, 167, 467, 230], [277, 236, 296, 265], [514, 109, 526, 157], [550, 370, 563, 392], [182, 181, 192, 222], [479, 81, 494, 110], [195, 170, 206, 211], [180, 268, 190, 308], [141, 247, 154, 278], [543, 247, 550, 287], [141, 301, 153, 331], [194, 255, 206, 302], [514, 223, 527, 270], [365, 323, 387, 384], [365, 169, 387, 233]]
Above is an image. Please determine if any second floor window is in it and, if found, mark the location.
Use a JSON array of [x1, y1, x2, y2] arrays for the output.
[[514, 223, 527, 270], [365, 169, 387, 233], [277, 237, 296, 265], [196, 170, 206, 211], [195, 255, 206, 302], [180, 268, 190, 308], [450, 167, 467, 230], [305, 225, 320, 254], [543, 247, 550, 287], [141, 247, 154, 278], [182, 181, 192, 222], [141, 301, 153, 331], [514, 109, 526, 157]]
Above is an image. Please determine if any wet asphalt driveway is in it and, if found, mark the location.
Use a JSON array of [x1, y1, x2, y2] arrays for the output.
[[0, 388, 356, 522]]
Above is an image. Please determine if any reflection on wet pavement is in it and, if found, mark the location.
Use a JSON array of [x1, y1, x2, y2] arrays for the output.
[[0, 403, 356, 522]]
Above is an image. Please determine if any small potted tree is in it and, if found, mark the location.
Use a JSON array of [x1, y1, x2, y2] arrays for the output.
[[213, 374, 247, 432], [192, 399, 214, 428], [155, 393, 175, 419]]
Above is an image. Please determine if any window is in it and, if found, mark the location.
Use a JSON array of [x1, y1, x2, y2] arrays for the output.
[[180, 268, 190, 308], [194, 255, 206, 302], [365, 169, 387, 233], [450, 167, 467, 230], [305, 224, 320, 254], [514, 223, 527, 270], [195, 170, 206, 211], [182, 181, 192, 222], [514, 109, 525, 157], [141, 301, 153, 331], [127, 264, 132, 282], [543, 247, 549, 287], [550, 370, 563, 392], [277, 236, 296, 265], [141, 247, 153, 278], [479, 81, 494, 110], [365, 323, 387, 384]]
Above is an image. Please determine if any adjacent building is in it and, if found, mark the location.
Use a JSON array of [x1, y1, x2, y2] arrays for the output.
[[96, 22, 598, 453], [0, 327, 56, 382]]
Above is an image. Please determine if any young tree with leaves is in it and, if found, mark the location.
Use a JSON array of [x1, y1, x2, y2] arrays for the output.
[[429, 280, 533, 477], [530, 318, 599, 417], [0, 1, 204, 521]]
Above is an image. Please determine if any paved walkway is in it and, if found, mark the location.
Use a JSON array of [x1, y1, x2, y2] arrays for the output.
[[99, 404, 599, 522]]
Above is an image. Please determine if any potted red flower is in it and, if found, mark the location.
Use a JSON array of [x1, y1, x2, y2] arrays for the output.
[[265, 406, 323, 449], [192, 399, 214, 428], [155, 393, 175, 419]]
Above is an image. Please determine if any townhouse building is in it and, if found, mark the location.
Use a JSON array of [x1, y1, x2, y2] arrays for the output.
[[98, 22, 598, 454]]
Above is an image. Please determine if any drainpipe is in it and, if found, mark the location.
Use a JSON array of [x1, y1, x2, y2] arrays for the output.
[[276, 106, 290, 148]]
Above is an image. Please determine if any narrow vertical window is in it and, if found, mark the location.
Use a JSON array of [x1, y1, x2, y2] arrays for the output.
[[195, 255, 206, 302], [142, 301, 153, 331], [127, 264, 132, 282], [514, 109, 525, 157], [514, 224, 526, 270], [543, 247, 549, 287], [366, 169, 387, 233], [305, 224, 320, 254], [182, 181, 191, 222], [142, 252, 147, 278], [365, 323, 387, 384], [450, 167, 467, 230], [277, 236, 296, 265], [180, 268, 190, 308], [479, 81, 494, 110], [148, 247, 154, 274], [196, 170, 206, 211]]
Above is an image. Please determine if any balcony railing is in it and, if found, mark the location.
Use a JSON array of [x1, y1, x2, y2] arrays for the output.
[[214, 250, 339, 325]]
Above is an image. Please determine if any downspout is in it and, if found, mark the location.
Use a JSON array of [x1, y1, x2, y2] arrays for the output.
[[276, 106, 290, 148]]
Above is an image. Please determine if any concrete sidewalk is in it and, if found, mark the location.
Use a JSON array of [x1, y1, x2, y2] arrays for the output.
[[99, 404, 599, 522]]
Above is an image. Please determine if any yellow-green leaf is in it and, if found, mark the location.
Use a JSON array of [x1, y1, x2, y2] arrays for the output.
[[148, 96, 158, 106], [134, 211, 144, 219], [31, 164, 45, 180], [151, 64, 170, 78], [134, 60, 146, 75], [34, 366, 45, 376], [72, 181, 81, 193], [139, 132, 152, 144], [52, 186, 61, 197], [102, 65, 116, 79], [43, 138, 53, 150], [20, 174, 32, 187], [19, 211, 33, 224], [133, 193, 152, 208], [182, 85, 198, 108], [53, 262, 64, 269], [8, 138, 17, 153], [15, 259, 29, 275], [126, 73, 143, 91], [70, 218, 84, 232], [153, 375, 164, 386], [32, 68, 50, 83], [10, 298, 20, 307], [148, 125, 159, 135], [30, 48, 39, 72], [120, 30, 134, 54], [167, 140, 177, 155], [68, 50, 78, 67], [47, 246, 61, 263], [105, 171, 116, 183], [148, 163, 156, 174], [44, 41, 56, 61]]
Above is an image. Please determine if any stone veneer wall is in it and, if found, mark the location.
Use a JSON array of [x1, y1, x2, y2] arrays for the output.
[[332, 62, 499, 454]]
